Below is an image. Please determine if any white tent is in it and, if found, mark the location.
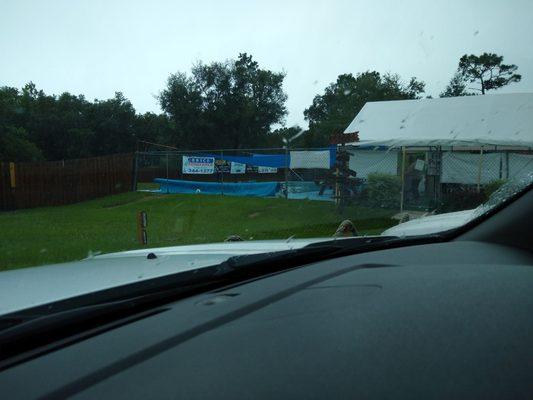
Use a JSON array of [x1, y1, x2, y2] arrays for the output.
[[343, 93, 533, 149]]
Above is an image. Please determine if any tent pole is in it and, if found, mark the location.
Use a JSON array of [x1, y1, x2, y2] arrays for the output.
[[165, 153, 169, 194], [477, 146, 484, 193], [400, 146, 406, 213], [284, 144, 289, 199], [221, 150, 224, 195]]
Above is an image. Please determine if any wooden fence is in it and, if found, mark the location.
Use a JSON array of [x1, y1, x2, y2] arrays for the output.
[[0, 153, 134, 210]]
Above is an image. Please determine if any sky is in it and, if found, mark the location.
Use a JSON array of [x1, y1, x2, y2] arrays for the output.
[[1, 0, 533, 128]]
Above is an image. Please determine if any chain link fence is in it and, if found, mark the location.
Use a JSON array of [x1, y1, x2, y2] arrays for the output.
[[134, 147, 335, 200], [133, 146, 533, 214]]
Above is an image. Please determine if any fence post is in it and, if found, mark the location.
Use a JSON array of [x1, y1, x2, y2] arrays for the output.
[[284, 145, 289, 199], [436, 146, 442, 208], [132, 151, 139, 191], [477, 146, 484, 192], [505, 151, 510, 179], [400, 146, 406, 213], [165, 152, 169, 194], [220, 150, 224, 195]]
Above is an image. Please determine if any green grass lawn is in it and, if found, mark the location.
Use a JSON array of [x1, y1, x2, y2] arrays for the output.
[[0, 192, 396, 271]]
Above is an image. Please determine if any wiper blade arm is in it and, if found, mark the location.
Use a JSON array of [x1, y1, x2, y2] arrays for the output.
[[217, 234, 422, 275]]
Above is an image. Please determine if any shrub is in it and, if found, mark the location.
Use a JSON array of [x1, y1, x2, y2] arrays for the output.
[[365, 173, 401, 209], [438, 184, 485, 213], [484, 179, 507, 200]]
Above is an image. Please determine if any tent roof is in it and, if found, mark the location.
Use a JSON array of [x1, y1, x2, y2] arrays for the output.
[[343, 93, 533, 148]]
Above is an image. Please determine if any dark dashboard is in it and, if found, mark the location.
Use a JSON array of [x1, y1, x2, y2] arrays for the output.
[[1, 240, 532, 399]]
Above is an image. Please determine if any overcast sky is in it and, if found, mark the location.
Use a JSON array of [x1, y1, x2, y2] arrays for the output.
[[2, 0, 532, 127]]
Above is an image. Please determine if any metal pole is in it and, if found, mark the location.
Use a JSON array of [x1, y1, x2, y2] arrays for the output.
[[477, 146, 484, 193], [220, 150, 224, 195], [435, 146, 442, 208], [165, 152, 169, 194], [132, 151, 139, 192], [400, 146, 406, 213], [505, 151, 509, 179], [496, 145, 502, 179], [284, 144, 289, 199]]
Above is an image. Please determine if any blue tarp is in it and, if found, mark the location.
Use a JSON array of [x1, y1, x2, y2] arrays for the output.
[[210, 153, 287, 168], [287, 181, 334, 202], [154, 179, 280, 197], [201, 146, 337, 168]]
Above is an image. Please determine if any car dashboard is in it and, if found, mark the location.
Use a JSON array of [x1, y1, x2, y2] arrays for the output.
[[1, 240, 532, 399]]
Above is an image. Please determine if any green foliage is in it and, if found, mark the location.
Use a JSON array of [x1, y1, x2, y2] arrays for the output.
[[134, 112, 174, 146], [1, 53, 287, 161], [365, 173, 402, 209], [0, 126, 43, 162], [440, 72, 475, 98], [159, 53, 287, 149], [0, 84, 151, 161], [438, 186, 485, 213], [484, 180, 507, 200], [458, 53, 521, 94], [268, 126, 310, 148], [86, 92, 138, 156], [304, 72, 425, 146]]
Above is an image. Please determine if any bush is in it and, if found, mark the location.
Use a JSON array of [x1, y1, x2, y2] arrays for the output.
[[484, 179, 506, 201], [438, 184, 485, 213], [365, 173, 401, 209]]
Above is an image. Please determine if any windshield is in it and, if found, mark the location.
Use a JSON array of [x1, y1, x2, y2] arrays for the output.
[[1, 0, 532, 275]]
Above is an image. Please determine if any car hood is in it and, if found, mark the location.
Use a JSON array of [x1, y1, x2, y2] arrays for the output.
[[0, 238, 338, 316], [381, 209, 476, 237]]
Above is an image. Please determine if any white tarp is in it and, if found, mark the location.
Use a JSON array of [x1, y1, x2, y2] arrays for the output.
[[348, 150, 398, 178], [441, 152, 502, 184], [508, 153, 533, 180], [182, 156, 215, 174], [343, 93, 533, 148], [230, 162, 246, 174], [258, 166, 277, 173], [289, 150, 330, 169]]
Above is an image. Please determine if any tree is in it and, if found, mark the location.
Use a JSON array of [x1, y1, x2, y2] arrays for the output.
[[0, 83, 143, 160], [0, 85, 44, 161], [87, 92, 138, 156], [304, 71, 425, 146], [457, 53, 521, 94], [268, 126, 306, 148], [0, 126, 43, 162], [440, 72, 472, 97], [134, 112, 174, 147], [159, 53, 287, 149]]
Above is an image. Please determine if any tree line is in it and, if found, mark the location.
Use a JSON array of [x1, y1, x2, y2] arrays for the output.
[[0, 52, 521, 162]]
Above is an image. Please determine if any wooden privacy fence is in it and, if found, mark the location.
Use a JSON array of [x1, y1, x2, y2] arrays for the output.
[[0, 153, 134, 210]]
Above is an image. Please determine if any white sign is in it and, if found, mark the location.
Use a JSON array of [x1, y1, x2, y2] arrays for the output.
[[348, 150, 398, 178], [258, 166, 278, 173], [414, 159, 425, 171], [289, 150, 330, 169], [230, 162, 246, 174], [182, 156, 215, 174]]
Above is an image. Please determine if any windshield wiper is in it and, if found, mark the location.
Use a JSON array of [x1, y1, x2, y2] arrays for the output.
[[218, 233, 445, 276]]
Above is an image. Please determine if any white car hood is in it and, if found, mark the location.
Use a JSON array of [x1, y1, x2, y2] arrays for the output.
[[382, 209, 476, 237], [0, 238, 335, 316]]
